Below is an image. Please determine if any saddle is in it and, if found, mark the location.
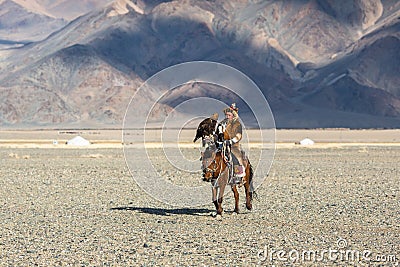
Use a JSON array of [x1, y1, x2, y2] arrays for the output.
[[221, 143, 246, 185]]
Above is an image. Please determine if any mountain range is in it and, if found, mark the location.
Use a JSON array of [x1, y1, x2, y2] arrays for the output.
[[0, 0, 399, 128]]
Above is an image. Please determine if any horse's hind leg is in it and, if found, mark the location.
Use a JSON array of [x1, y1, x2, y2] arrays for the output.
[[231, 185, 239, 213], [243, 161, 253, 211], [244, 181, 252, 210]]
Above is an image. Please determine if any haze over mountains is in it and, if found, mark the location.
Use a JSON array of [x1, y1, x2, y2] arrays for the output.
[[0, 0, 399, 128]]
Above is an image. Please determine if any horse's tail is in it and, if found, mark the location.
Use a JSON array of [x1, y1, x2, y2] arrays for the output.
[[248, 160, 258, 201], [249, 161, 254, 185]]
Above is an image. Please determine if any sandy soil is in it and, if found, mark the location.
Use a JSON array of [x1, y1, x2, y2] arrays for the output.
[[0, 137, 399, 265]]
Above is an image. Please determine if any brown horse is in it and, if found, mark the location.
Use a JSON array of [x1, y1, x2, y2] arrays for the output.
[[202, 144, 254, 215]]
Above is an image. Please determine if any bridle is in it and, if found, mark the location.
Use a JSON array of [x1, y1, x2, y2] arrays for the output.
[[201, 126, 226, 180], [204, 159, 217, 176], [203, 150, 223, 180]]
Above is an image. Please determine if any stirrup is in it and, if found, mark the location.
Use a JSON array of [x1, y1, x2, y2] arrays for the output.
[[232, 176, 243, 185]]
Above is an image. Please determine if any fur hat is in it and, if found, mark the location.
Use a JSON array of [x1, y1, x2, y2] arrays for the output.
[[223, 103, 238, 118]]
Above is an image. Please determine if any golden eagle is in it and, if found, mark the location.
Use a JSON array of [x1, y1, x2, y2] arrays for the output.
[[193, 113, 219, 143]]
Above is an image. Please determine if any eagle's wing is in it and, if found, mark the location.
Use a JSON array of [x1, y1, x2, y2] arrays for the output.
[[193, 118, 216, 142]]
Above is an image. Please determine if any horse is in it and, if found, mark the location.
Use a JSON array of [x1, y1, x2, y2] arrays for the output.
[[201, 140, 254, 216]]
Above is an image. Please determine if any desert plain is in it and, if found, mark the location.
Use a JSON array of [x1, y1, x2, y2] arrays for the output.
[[0, 129, 399, 266]]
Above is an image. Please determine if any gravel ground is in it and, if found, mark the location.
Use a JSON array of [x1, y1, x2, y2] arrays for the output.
[[0, 146, 399, 266]]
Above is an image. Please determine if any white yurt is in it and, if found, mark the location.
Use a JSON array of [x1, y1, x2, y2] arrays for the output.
[[66, 136, 90, 146], [299, 138, 315, 146]]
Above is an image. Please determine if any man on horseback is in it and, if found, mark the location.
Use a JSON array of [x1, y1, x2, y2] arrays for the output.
[[220, 103, 245, 184], [197, 103, 255, 214]]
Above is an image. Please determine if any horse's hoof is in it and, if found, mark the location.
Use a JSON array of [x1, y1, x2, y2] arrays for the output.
[[216, 214, 223, 220]]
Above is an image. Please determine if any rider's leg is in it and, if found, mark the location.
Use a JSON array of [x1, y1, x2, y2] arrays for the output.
[[231, 145, 245, 179]]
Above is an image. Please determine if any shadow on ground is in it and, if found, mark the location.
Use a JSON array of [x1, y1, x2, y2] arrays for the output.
[[110, 206, 213, 216]]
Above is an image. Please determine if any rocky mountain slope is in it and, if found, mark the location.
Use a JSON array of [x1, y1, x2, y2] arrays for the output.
[[0, 0, 66, 48], [11, 0, 114, 20], [0, 0, 399, 128]]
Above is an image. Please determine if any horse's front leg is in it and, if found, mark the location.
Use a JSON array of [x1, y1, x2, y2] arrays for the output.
[[231, 185, 239, 213], [212, 199, 223, 215], [215, 181, 228, 215], [212, 187, 223, 215], [213, 189, 223, 215], [212, 187, 219, 213]]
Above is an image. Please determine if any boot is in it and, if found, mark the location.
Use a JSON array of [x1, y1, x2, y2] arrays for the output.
[[233, 165, 245, 186]]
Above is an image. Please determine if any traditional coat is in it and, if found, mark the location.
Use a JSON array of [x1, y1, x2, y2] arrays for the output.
[[223, 118, 244, 166]]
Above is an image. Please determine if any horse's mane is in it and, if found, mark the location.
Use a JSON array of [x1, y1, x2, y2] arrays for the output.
[[203, 146, 218, 159]]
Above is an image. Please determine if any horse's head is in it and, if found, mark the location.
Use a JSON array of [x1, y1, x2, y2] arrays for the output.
[[201, 148, 222, 182]]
